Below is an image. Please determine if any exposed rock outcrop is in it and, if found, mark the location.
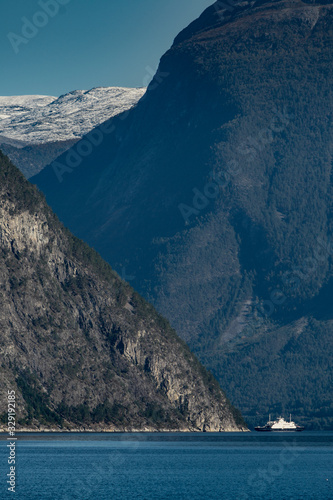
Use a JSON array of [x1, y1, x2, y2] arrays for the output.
[[0, 151, 246, 431]]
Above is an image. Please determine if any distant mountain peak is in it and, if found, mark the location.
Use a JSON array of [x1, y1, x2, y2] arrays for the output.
[[0, 86, 146, 145], [173, 0, 328, 45]]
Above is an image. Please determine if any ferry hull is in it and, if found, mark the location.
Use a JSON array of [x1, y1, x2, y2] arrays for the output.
[[254, 427, 305, 432]]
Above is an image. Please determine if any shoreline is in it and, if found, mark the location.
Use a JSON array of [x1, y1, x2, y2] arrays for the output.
[[0, 427, 249, 434]]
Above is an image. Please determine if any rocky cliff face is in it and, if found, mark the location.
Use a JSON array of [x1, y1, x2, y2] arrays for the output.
[[0, 151, 245, 431], [32, 0, 333, 427]]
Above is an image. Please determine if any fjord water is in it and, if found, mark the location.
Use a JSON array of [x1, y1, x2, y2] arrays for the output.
[[1, 432, 332, 499]]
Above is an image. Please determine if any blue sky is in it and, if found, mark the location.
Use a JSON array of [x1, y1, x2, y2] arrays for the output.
[[1, 0, 213, 97]]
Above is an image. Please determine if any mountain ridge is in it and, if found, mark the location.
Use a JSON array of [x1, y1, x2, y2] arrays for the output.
[[32, 0, 333, 428], [0, 87, 145, 178], [0, 87, 146, 144], [0, 150, 246, 432]]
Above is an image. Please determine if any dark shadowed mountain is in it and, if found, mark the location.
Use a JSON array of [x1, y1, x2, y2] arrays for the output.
[[0, 151, 245, 431], [32, 0, 333, 428], [0, 139, 78, 179]]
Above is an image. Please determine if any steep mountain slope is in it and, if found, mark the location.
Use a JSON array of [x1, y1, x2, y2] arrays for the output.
[[0, 87, 145, 178], [0, 139, 77, 179], [0, 151, 245, 431], [32, 0, 333, 428]]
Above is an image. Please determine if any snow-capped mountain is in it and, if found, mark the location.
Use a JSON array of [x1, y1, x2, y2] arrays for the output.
[[0, 86, 146, 178], [0, 87, 146, 145]]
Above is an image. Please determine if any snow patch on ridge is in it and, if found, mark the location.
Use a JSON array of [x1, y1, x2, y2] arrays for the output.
[[0, 87, 146, 144]]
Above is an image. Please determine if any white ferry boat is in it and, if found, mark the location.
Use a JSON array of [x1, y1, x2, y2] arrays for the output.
[[255, 414, 305, 432]]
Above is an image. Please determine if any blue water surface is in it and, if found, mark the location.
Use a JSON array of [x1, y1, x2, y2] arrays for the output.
[[1, 432, 332, 499]]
